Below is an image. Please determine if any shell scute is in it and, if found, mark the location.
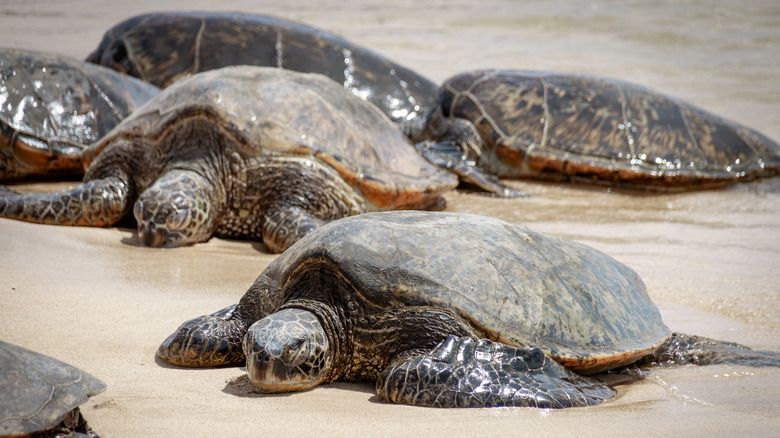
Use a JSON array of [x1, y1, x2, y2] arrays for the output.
[[545, 76, 629, 159]]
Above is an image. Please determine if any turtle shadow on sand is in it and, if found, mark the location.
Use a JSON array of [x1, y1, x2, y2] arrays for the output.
[[119, 222, 275, 253], [222, 374, 376, 400]]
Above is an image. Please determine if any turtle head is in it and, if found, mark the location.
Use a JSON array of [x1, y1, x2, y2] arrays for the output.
[[85, 13, 147, 79], [243, 308, 333, 393], [134, 169, 221, 247]]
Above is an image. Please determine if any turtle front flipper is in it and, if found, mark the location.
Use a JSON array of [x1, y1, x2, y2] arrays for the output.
[[416, 141, 525, 198], [638, 333, 780, 368], [261, 204, 326, 253], [377, 336, 615, 408], [0, 176, 131, 226], [157, 305, 249, 367], [0, 185, 19, 196]]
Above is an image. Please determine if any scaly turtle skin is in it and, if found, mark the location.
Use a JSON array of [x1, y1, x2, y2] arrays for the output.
[[157, 211, 780, 408], [0, 340, 105, 437], [0, 66, 456, 253], [86, 12, 438, 138], [0, 48, 160, 181], [419, 70, 780, 191]]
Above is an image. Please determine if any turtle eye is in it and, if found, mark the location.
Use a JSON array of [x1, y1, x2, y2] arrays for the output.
[[281, 339, 307, 367], [439, 89, 454, 117], [161, 192, 192, 231], [106, 41, 142, 78], [165, 207, 189, 231]]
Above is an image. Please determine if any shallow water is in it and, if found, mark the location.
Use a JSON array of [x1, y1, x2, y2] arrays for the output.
[[1, 0, 779, 436]]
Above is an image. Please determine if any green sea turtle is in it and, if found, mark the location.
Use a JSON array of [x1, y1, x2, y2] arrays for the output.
[[157, 211, 780, 408], [0, 340, 105, 437], [0, 66, 456, 253], [86, 12, 438, 138], [0, 48, 160, 181], [419, 70, 780, 190]]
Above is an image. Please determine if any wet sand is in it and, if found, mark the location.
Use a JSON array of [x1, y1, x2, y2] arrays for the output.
[[1, 1, 779, 436]]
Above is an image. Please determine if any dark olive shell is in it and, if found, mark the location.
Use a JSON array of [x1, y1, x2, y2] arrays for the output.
[[432, 70, 780, 189], [0, 48, 160, 180], [86, 12, 438, 136]]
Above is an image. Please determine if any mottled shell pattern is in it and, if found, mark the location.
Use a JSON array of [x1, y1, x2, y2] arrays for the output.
[[431, 70, 780, 189]]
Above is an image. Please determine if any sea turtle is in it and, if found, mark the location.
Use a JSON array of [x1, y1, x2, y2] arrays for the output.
[[157, 211, 780, 408], [0, 48, 160, 181], [419, 69, 780, 190], [0, 66, 456, 253], [86, 11, 438, 138], [0, 340, 105, 437]]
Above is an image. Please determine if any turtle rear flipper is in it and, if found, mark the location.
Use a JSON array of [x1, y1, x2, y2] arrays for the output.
[[0, 176, 131, 226], [377, 336, 615, 408], [157, 305, 248, 367], [261, 205, 327, 254], [638, 333, 780, 368], [416, 141, 525, 198]]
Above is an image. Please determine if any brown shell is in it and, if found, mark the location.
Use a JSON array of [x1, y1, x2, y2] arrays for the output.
[[262, 211, 671, 373], [435, 70, 780, 189], [86, 66, 456, 209], [0, 48, 159, 180]]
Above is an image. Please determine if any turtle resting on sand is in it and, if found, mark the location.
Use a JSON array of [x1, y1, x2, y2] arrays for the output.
[[157, 211, 780, 408], [86, 11, 438, 138], [0, 48, 159, 181], [0, 340, 105, 437], [419, 70, 780, 190], [0, 66, 455, 253]]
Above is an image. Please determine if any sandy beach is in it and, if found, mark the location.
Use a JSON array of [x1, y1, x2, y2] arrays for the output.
[[1, 0, 779, 436]]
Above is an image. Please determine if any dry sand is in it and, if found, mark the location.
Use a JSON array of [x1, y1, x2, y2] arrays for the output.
[[1, 1, 779, 436]]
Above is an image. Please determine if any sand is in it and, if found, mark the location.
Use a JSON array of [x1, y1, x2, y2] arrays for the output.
[[1, 1, 779, 436]]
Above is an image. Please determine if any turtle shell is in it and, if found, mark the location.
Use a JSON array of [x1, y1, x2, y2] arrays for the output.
[[0, 48, 160, 180], [433, 69, 780, 189], [0, 340, 105, 436], [259, 211, 671, 373], [86, 12, 438, 136], [85, 66, 456, 210]]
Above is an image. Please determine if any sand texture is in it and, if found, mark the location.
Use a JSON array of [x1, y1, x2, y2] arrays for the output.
[[1, 1, 779, 436]]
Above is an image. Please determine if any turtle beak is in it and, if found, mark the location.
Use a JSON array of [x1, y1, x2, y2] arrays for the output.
[[139, 221, 171, 247], [245, 350, 293, 392], [245, 338, 314, 393], [243, 310, 333, 393]]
